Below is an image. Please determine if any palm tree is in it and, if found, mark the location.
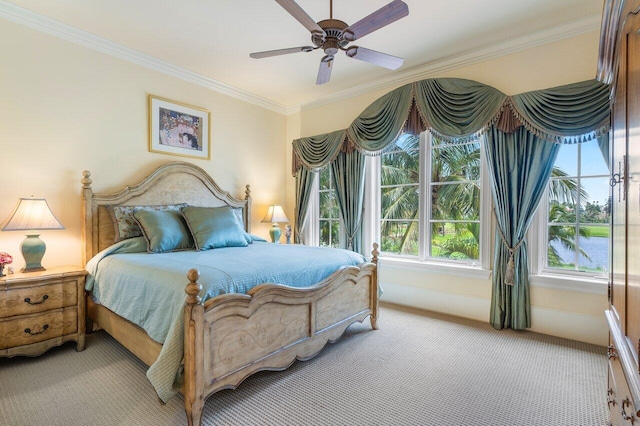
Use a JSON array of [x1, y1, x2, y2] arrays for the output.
[[546, 167, 591, 267]]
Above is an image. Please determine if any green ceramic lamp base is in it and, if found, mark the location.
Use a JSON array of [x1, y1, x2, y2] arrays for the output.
[[20, 233, 47, 272], [269, 223, 282, 243]]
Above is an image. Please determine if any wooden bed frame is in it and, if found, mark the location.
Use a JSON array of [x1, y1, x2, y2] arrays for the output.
[[81, 161, 379, 426]]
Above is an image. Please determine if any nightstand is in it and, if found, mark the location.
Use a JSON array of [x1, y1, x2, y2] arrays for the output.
[[0, 266, 87, 357]]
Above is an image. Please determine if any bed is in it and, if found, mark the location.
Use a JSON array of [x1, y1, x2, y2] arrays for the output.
[[81, 161, 379, 426]]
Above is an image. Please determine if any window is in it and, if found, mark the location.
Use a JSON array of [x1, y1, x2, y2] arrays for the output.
[[318, 166, 340, 248], [378, 132, 489, 267], [542, 139, 610, 275], [380, 134, 420, 255]]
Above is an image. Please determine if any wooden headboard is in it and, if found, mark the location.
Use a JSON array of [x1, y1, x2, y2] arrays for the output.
[[81, 161, 251, 263]]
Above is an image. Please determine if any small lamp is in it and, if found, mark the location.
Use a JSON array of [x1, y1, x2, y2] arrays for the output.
[[2, 197, 65, 272], [261, 205, 289, 243]]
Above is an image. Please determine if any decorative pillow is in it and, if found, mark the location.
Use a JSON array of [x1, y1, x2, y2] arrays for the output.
[[107, 204, 187, 242], [231, 207, 254, 244], [132, 209, 194, 253], [182, 206, 249, 250]]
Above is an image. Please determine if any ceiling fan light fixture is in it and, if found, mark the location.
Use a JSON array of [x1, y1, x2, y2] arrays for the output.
[[251, 0, 409, 85]]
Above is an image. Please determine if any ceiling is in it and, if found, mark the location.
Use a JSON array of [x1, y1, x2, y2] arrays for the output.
[[3, 0, 604, 112]]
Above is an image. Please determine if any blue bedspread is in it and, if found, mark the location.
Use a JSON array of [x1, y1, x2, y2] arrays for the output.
[[85, 237, 366, 401]]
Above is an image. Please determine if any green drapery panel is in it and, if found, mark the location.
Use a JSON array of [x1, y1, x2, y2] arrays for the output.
[[291, 129, 346, 175], [346, 84, 414, 155], [485, 127, 560, 330], [331, 150, 366, 253], [509, 79, 611, 143], [294, 167, 315, 245], [413, 78, 507, 143]]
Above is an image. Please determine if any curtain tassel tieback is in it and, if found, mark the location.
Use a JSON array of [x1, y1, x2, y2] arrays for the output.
[[505, 249, 515, 286], [494, 210, 524, 287]]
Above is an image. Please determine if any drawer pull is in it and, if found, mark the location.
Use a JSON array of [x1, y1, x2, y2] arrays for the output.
[[608, 388, 618, 408], [622, 397, 636, 424], [608, 345, 618, 360], [24, 295, 49, 305], [24, 324, 49, 336]]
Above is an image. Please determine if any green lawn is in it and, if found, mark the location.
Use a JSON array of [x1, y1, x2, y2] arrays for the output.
[[582, 225, 609, 238]]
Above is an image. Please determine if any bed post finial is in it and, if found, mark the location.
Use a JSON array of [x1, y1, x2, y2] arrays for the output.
[[245, 184, 251, 200], [185, 269, 203, 305], [81, 170, 92, 189], [371, 242, 379, 265]]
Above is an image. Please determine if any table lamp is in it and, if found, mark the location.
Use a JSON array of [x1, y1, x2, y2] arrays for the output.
[[261, 205, 289, 243], [2, 197, 65, 272]]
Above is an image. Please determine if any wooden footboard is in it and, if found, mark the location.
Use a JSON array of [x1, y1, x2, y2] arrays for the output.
[[183, 245, 379, 426]]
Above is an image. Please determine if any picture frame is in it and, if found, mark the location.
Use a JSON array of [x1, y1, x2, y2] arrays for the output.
[[148, 95, 211, 160]]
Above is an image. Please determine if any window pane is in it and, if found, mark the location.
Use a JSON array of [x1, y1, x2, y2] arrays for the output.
[[580, 177, 611, 222], [431, 183, 479, 220], [380, 220, 418, 255], [548, 225, 578, 269], [319, 167, 331, 190], [319, 220, 340, 248], [381, 184, 419, 220], [547, 200, 576, 224], [431, 142, 481, 182], [580, 139, 609, 176], [430, 222, 480, 260], [380, 133, 420, 258], [554, 143, 578, 176], [577, 226, 609, 272]]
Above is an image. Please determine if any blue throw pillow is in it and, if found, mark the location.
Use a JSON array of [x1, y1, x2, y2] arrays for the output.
[[133, 209, 194, 253], [182, 206, 249, 250]]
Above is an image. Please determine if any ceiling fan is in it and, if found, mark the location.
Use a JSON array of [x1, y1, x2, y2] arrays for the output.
[[250, 0, 409, 85]]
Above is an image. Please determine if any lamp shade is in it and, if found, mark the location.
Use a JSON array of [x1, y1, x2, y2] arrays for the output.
[[261, 205, 289, 224], [2, 197, 65, 231]]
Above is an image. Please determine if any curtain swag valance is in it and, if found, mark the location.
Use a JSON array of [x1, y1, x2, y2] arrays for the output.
[[292, 78, 611, 174]]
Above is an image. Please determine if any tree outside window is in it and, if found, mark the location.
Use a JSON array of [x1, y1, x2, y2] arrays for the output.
[[379, 133, 482, 263], [319, 166, 340, 248], [546, 139, 610, 273]]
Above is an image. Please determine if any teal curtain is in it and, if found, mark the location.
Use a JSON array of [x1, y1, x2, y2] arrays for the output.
[[292, 130, 346, 172], [485, 127, 560, 330], [414, 78, 506, 142], [294, 168, 315, 244], [346, 84, 413, 154], [331, 150, 366, 253], [509, 79, 611, 143]]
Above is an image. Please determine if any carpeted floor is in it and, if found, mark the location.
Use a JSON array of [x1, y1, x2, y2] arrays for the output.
[[0, 304, 608, 426]]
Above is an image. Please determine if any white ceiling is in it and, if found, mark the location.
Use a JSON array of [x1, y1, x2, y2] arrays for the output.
[[3, 0, 604, 112]]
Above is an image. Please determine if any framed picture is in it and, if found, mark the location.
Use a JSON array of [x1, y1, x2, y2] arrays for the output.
[[148, 95, 211, 159]]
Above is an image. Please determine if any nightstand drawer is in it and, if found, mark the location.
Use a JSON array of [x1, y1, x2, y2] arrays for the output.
[[0, 280, 77, 318], [0, 307, 77, 349]]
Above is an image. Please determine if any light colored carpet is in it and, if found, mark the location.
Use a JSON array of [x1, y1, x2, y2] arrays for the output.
[[0, 304, 608, 426]]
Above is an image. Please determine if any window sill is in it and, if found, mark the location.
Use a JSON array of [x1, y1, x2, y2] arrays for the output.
[[379, 256, 492, 280], [529, 273, 608, 295]]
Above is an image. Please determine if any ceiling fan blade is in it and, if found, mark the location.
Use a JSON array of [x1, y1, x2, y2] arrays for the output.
[[346, 46, 403, 70], [250, 46, 315, 59], [316, 56, 333, 85], [343, 0, 409, 42], [275, 0, 325, 37]]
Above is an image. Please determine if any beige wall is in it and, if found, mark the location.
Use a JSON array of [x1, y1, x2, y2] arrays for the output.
[[1, 21, 288, 269], [292, 30, 608, 345]]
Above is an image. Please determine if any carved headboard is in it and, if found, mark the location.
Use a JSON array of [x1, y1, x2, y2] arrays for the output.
[[81, 161, 251, 263]]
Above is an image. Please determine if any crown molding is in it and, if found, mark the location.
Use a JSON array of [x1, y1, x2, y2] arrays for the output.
[[295, 14, 602, 113], [1, 1, 600, 116], [0, 0, 289, 115]]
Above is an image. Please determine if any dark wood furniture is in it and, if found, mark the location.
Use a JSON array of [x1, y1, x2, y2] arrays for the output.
[[599, 1, 640, 424]]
